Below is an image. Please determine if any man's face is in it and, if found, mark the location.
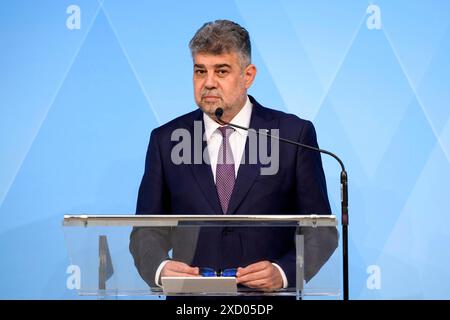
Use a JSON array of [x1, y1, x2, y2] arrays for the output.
[[193, 51, 256, 121]]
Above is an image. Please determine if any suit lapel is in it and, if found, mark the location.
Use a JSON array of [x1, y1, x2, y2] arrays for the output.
[[227, 98, 277, 215], [188, 111, 223, 215]]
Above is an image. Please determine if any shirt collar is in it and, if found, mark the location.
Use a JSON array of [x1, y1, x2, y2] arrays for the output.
[[203, 96, 253, 140]]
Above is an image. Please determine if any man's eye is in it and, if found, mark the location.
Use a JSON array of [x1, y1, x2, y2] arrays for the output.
[[195, 70, 206, 75], [217, 69, 229, 75]]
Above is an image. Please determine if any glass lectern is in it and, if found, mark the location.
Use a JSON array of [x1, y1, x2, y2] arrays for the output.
[[63, 215, 340, 300]]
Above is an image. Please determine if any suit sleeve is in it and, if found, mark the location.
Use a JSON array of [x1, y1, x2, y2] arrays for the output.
[[273, 120, 338, 285], [129, 129, 173, 287]]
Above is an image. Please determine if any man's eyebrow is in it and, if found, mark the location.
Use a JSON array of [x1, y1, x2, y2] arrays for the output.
[[215, 64, 231, 69], [193, 63, 232, 69]]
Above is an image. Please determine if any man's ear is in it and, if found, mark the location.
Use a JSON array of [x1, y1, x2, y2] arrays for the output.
[[244, 64, 257, 89]]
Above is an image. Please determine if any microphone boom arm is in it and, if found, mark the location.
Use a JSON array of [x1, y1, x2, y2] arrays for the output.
[[215, 108, 349, 300]]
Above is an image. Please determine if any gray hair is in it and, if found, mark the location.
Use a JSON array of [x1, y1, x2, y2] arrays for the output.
[[189, 20, 251, 67]]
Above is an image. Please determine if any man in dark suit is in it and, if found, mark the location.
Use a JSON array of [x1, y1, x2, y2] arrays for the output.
[[130, 20, 337, 293]]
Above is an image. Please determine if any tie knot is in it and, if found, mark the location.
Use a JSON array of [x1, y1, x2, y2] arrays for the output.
[[217, 126, 234, 140]]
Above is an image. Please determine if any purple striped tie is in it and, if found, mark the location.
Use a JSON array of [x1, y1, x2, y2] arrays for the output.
[[216, 126, 235, 214]]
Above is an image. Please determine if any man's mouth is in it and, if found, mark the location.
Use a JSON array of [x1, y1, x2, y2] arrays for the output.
[[202, 96, 221, 101]]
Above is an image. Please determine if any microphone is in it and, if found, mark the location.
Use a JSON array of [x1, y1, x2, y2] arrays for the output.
[[214, 107, 349, 300]]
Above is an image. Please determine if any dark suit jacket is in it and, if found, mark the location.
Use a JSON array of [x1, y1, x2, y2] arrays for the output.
[[130, 95, 338, 288]]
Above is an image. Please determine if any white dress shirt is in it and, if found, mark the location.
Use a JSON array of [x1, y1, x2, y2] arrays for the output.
[[203, 96, 252, 182], [155, 96, 288, 289]]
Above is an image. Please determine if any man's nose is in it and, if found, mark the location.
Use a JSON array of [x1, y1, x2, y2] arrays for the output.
[[204, 72, 218, 89]]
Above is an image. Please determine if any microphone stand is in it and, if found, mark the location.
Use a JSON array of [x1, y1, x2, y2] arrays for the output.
[[215, 109, 349, 300]]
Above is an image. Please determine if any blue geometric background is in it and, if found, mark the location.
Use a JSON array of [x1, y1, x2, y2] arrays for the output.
[[1, 0, 449, 299]]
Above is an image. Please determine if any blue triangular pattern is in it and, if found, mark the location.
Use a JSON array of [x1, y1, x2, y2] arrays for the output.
[[324, 26, 414, 179], [0, 0, 102, 207], [417, 24, 450, 135], [279, 0, 367, 89], [380, 140, 450, 298], [235, 0, 325, 120], [377, 0, 450, 88], [364, 97, 435, 255], [0, 10, 158, 233]]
